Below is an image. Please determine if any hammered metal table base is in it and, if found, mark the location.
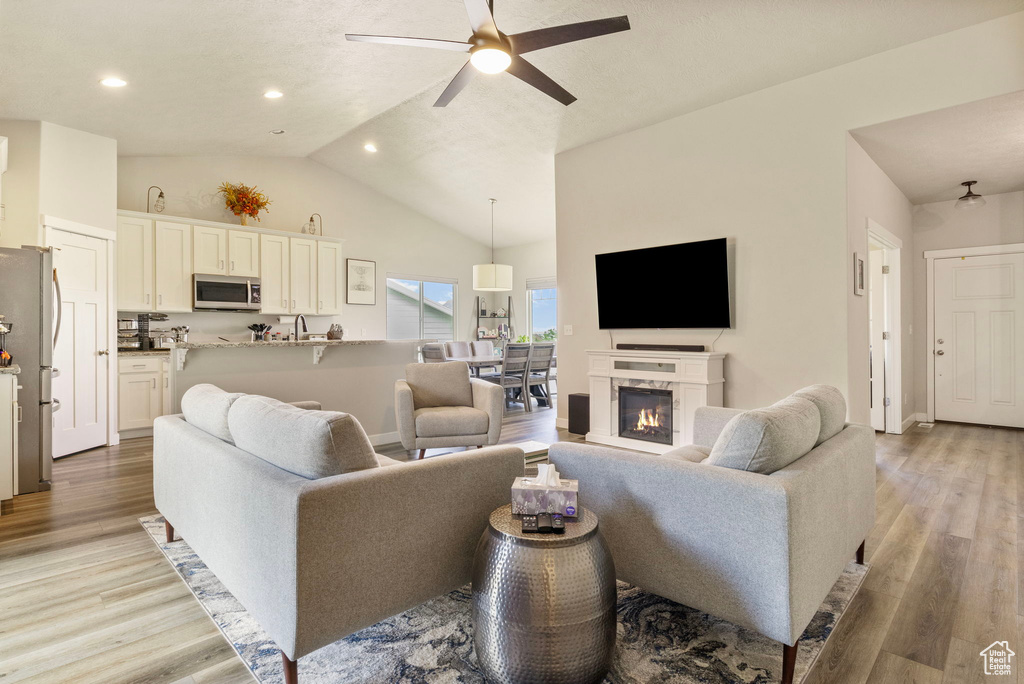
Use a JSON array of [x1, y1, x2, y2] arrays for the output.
[[472, 505, 616, 684]]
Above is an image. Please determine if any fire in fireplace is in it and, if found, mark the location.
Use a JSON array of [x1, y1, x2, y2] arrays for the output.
[[618, 387, 673, 445]]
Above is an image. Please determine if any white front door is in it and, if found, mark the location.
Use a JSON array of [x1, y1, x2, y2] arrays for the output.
[[934, 253, 1024, 428], [50, 230, 110, 456]]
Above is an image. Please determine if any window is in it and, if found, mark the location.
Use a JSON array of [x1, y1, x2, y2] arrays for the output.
[[386, 276, 456, 340], [528, 279, 557, 342]]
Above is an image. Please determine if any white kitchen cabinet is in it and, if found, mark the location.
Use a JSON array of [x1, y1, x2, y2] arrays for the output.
[[0, 373, 18, 508], [317, 241, 343, 315], [154, 222, 193, 312], [260, 234, 290, 315], [117, 357, 168, 433], [116, 216, 154, 311], [228, 230, 260, 277], [193, 225, 227, 275], [161, 358, 171, 412], [289, 237, 317, 315]]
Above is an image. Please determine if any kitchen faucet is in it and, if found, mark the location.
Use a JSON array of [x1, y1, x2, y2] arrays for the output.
[[293, 314, 307, 341]]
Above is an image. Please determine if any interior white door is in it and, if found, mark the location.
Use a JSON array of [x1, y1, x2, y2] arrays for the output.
[[193, 225, 227, 275], [50, 230, 109, 457], [260, 234, 290, 314], [934, 253, 1024, 428], [868, 252, 886, 431], [228, 230, 260, 277]]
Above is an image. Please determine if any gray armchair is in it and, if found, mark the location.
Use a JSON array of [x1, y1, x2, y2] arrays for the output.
[[395, 361, 504, 459]]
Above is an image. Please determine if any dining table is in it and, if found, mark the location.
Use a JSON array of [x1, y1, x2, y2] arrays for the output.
[[446, 354, 556, 407]]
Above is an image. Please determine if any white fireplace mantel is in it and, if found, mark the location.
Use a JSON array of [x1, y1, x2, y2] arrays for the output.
[[585, 349, 726, 454]]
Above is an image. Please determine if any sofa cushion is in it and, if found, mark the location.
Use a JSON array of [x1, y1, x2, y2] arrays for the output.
[[228, 395, 379, 479], [792, 384, 847, 446], [706, 396, 820, 474], [405, 361, 474, 409], [180, 384, 244, 443], [414, 406, 489, 438], [662, 445, 712, 464]]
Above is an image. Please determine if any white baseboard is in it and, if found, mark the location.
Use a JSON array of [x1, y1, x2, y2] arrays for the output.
[[555, 417, 568, 429], [118, 427, 153, 441], [915, 412, 928, 422], [369, 430, 400, 447], [899, 415, 916, 434]]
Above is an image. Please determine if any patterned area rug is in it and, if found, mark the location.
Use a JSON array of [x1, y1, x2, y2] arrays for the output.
[[140, 515, 866, 683]]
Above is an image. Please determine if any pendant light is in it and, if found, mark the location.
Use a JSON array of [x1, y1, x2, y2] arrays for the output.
[[473, 198, 513, 291], [955, 180, 986, 210]]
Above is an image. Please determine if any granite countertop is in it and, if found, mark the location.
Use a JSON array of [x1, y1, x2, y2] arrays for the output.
[[171, 339, 421, 350], [118, 350, 171, 357], [0, 364, 20, 375]]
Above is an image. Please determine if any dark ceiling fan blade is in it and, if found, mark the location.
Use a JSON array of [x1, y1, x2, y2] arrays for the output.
[[508, 16, 631, 54], [506, 55, 576, 106], [463, 0, 500, 41], [434, 60, 477, 107], [345, 34, 472, 52]]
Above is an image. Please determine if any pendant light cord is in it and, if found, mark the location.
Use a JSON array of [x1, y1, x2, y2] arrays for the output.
[[489, 198, 497, 264]]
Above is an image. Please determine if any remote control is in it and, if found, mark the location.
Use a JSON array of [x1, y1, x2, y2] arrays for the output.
[[537, 513, 553, 533], [551, 514, 565, 534], [521, 515, 538, 534]]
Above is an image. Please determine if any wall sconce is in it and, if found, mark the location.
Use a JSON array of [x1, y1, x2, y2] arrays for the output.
[[147, 186, 166, 213], [305, 213, 323, 235]]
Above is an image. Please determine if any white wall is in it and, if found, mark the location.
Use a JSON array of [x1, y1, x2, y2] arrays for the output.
[[911, 190, 1024, 413], [492, 238, 557, 339], [846, 135, 914, 426], [0, 120, 42, 248], [0, 120, 117, 249], [554, 13, 1024, 421], [118, 156, 492, 341]]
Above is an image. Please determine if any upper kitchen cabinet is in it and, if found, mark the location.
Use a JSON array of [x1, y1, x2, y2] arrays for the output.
[[317, 241, 343, 316], [154, 222, 193, 312], [259, 234, 290, 315], [289, 237, 317, 315], [228, 230, 259, 277], [193, 225, 227, 275], [116, 216, 153, 311]]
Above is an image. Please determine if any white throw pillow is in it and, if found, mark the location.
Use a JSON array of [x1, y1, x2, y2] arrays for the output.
[[706, 396, 820, 474], [180, 384, 244, 443]]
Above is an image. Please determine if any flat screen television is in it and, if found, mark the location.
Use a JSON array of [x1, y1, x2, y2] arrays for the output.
[[595, 238, 731, 329]]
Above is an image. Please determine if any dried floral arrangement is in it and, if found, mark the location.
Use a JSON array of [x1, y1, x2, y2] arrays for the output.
[[218, 182, 271, 224]]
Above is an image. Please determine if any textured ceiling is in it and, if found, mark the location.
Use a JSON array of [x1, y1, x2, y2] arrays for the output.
[[2, 1, 1023, 245], [851, 90, 1024, 205]]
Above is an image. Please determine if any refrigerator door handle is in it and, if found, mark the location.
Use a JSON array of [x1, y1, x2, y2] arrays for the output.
[[52, 267, 63, 349], [51, 397, 61, 412]]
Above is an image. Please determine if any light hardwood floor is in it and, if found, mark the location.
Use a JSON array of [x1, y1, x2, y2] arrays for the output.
[[0, 416, 1019, 683]]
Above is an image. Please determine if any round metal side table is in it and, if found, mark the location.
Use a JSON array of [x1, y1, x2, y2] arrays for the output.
[[472, 505, 616, 684]]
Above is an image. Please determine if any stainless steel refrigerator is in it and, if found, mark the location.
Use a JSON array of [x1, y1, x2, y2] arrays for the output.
[[0, 246, 57, 494]]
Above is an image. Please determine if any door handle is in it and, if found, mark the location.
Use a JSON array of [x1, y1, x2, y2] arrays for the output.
[[16, 404, 22, 423], [231, 260, 235, 272], [146, 293, 150, 305], [319, 300, 323, 310], [292, 299, 296, 308], [98, 349, 109, 356], [935, 349, 945, 355], [936, 339, 944, 344], [220, 259, 225, 270], [152, 378, 157, 389], [158, 294, 163, 306]]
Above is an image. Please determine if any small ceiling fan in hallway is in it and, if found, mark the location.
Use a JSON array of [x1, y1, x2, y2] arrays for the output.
[[345, 0, 630, 107]]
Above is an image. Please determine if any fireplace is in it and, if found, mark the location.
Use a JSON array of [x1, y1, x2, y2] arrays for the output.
[[618, 387, 673, 445]]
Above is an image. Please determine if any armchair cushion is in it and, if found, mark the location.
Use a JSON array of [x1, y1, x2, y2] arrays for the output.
[[414, 406, 489, 437], [228, 394, 379, 479], [793, 384, 847, 446], [707, 396, 820, 474], [181, 383, 244, 443], [405, 362, 474, 409]]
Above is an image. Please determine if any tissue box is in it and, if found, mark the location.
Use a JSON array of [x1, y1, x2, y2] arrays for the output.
[[511, 477, 579, 517]]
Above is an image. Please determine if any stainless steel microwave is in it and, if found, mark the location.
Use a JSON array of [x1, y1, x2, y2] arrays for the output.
[[193, 274, 262, 311]]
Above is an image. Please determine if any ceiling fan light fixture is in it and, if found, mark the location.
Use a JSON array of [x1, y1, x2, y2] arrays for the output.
[[955, 180, 986, 210], [470, 47, 511, 74]]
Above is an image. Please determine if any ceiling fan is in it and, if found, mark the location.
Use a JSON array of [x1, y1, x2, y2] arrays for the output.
[[345, 0, 630, 107]]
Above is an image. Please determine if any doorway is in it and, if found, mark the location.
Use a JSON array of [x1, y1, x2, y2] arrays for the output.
[[927, 244, 1024, 428], [866, 219, 903, 434]]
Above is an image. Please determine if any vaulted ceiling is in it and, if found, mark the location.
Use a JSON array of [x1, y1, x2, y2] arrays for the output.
[[2, 0, 1022, 245]]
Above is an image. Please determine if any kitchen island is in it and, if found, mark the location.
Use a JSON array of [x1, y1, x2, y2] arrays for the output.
[[167, 339, 430, 445]]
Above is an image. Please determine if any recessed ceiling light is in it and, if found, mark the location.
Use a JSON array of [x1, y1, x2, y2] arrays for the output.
[[270, 129, 286, 135], [364, 143, 378, 153], [264, 90, 284, 99], [100, 77, 127, 87]]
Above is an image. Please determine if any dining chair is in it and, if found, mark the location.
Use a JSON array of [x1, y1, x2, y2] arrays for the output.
[[485, 343, 531, 413], [526, 343, 556, 410], [472, 340, 498, 377], [421, 343, 447, 363], [445, 341, 472, 359]]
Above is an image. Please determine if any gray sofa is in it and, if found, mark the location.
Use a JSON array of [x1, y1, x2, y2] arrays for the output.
[[154, 384, 524, 683], [548, 385, 875, 684]]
